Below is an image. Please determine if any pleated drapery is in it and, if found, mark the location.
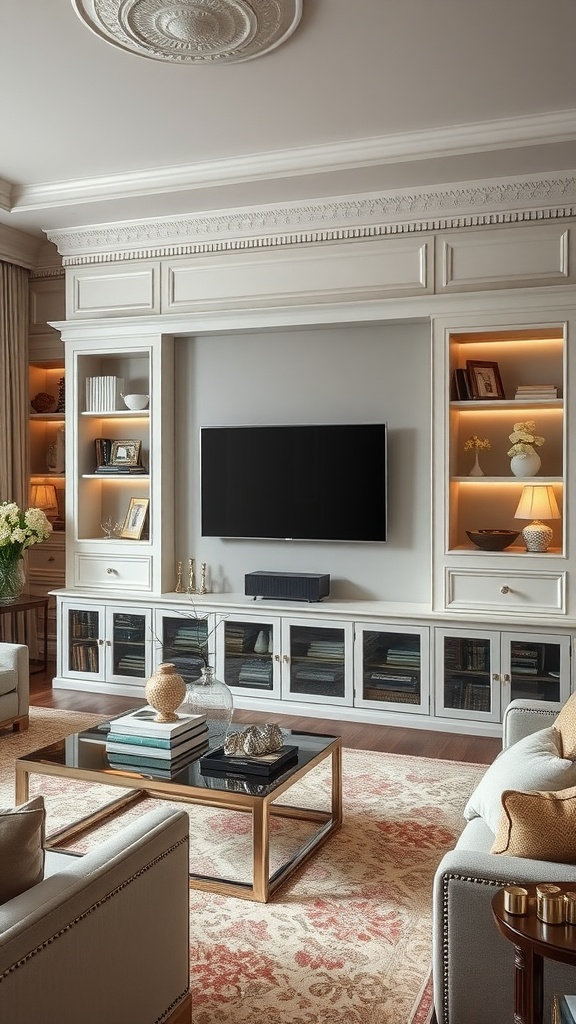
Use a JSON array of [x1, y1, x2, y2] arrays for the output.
[[0, 260, 37, 649]]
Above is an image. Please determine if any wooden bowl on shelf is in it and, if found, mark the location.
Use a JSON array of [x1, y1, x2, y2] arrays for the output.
[[466, 529, 520, 551]]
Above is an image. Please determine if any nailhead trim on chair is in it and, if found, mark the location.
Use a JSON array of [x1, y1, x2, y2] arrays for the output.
[[438, 871, 523, 1024], [0, 835, 189, 1015]]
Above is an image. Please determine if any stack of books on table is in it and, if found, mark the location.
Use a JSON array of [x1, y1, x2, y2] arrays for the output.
[[515, 384, 558, 401], [105, 706, 209, 777]]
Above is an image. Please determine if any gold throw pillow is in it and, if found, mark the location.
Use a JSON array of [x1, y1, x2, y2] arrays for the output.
[[554, 693, 576, 759], [491, 785, 576, 861]]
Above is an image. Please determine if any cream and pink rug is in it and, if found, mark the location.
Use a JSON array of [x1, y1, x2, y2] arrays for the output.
[[0, 708, 485, 1023]]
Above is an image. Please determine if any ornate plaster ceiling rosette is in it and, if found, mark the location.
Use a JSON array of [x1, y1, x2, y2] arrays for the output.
[[71, 0, 302, 64]]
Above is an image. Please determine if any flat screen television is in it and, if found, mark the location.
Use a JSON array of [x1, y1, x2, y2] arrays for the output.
[[200, 423, 387, 542]]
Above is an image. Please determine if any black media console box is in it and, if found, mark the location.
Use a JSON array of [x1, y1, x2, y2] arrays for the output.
[[245, 571, 331, 603]]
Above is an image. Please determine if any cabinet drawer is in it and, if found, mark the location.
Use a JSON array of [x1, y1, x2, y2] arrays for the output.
[[28, 544, 66, 573], [74, 553, 152, 591], [445, 569, 566, 615]]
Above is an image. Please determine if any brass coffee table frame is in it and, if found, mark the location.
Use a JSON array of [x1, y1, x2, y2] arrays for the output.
[[15, 734, 342, 903]]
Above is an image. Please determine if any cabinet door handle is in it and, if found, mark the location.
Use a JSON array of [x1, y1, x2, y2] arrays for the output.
[[492, 673, 500, 682], [500, 586, 510, 594], [502, 674, 510, 683], [48, 556, 55, 562], [283, 654, 290, 663], [274, 654, 280, 662]]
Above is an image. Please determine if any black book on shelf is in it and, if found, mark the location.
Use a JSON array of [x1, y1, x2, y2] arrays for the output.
[[453, 368, 472, 400]]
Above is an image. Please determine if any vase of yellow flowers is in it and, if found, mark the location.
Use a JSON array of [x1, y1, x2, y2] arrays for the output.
[[464, 435, 491, 476], [507, 421, 544, 478], [0, 502, 52, 604]]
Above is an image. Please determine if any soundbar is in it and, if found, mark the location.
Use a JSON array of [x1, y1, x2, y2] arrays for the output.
[[245, 571, 331, 603]]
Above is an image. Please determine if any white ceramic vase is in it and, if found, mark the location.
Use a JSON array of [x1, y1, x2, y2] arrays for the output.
[[469, 451, 484, 477], [510, 450, 541, 478]]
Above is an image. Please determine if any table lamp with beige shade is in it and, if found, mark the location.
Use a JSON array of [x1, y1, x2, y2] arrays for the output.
[[514, 484, 561, 552], [30, 483, 58, 522]]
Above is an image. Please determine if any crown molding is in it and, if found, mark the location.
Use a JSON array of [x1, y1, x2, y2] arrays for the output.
[[12, 109, 576, 214], [46, 171, 576, 264], [0, 177, 11, 213]]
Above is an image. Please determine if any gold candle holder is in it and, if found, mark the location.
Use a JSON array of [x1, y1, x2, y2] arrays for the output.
[[503, 885, 529, 915], [536, 884, 563, 923], [175, 560, 184, 593], [565, 892, 576, 924]]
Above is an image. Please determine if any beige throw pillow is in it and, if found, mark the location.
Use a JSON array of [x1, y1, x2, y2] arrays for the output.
[[555, 693, 576, 759], [0, 796, 46, 903], [491, 785, 576, 861]]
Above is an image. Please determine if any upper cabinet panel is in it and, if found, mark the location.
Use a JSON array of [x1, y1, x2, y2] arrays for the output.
[[435, 224, 574, 293], [66, 263, 161, 318], [162, 237, 432, 314]]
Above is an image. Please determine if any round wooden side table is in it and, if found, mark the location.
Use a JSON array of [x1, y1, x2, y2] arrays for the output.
[[492, 884, 576, 1024]]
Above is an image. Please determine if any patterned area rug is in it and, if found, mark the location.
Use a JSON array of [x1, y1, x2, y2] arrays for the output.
[[0, 708, 484, 1023]]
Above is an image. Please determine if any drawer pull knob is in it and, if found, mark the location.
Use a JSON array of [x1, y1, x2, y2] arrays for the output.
[[48, 556, 55, 562], [500, 586, 510, 594], [106, 567, 116, 575]]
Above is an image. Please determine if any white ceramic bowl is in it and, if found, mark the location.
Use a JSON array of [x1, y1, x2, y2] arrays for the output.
[[122, 393, 149, 410]]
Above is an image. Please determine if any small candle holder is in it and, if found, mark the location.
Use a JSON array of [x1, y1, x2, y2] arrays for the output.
[[503, 885, 529, 915], [186, 559, 209, 595], [175, 560, 184, 593], [565, 892, 576, 924], [536, 884, 563, 923]]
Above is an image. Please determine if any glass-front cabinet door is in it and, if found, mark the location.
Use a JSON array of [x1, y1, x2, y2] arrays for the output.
[[354, 623, 430, 714], [435, 628, 501, 723], [62, 602, 104, 680], [154, 608, 214, 684], [282, 618, 353, 706], [106, 607, 152, 682], [215, 614, 281, 699], [501, 632, 571, 708]]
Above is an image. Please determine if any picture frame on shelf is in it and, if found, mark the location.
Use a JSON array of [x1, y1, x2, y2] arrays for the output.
[[466, 360, 505, 400], [120, 497, 149, 540], [110, 439, 141, 466]]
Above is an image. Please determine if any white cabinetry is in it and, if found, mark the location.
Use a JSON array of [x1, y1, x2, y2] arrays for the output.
[[354, 622, 430, 716], [60, 324, 175, 595], [59, 599, 153, 689], [432, 311, 575, 616], [435, 627, 571, 724]]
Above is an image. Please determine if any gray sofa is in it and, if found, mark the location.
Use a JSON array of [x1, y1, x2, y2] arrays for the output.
[[432, 698, 576, 1024], [0, 642, 29, 732], [0, 805, 191, 1024]]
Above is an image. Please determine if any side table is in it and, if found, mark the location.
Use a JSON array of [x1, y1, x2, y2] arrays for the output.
[[0, 592, 48, 674], [492, 884, 576, 1024]]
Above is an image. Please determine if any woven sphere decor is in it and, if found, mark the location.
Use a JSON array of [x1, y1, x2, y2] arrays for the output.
[[71, 0, 302, 64], [31, 392, 57, 413]]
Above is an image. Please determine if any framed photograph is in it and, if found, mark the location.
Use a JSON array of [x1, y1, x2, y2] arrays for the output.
[[466, 360, 505, 400], [120, 497, 149, 540], [110, 439, 141, 466]]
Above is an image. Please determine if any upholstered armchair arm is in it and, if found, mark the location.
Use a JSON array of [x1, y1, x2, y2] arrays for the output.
[[502, 697, 561, 749], [0, 642, 29, 718], [0, 806, 191, 1024], [432, 848, 576, 1024]]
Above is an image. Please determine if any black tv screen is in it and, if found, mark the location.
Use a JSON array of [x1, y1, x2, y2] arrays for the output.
[[200, 423, 387, 542]]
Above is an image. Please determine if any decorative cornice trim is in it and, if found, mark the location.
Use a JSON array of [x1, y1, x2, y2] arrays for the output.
[[0, 177, 11, 213], [13, 109, 576, 214], [47, 172, 576, 264]]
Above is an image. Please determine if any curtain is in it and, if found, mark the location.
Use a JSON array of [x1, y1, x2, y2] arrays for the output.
[[0, 260, 35, 648]]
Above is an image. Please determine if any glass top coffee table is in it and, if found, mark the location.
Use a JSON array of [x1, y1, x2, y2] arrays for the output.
[[15, 723, 342, 903]]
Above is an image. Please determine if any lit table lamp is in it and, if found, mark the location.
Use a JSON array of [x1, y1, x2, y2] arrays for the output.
[[514, 484, 561, 552], [30, 483, 58, 522]]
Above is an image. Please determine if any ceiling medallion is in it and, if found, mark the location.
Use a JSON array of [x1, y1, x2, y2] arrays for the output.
[[71, 0, 302, 64]]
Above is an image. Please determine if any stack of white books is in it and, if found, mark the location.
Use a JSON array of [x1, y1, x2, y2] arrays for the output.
[[515, 384, 558, 401], [105, 706, 209, 777], [85, 376, 125, 412]]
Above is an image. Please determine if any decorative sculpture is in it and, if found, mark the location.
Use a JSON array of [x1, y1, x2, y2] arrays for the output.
[[224, 723, 283, 757]]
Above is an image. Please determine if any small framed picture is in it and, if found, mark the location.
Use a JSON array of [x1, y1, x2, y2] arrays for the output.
[[120, 497, 149, 540], [466, 360, 505, 400], [110, 439, 141, 466]]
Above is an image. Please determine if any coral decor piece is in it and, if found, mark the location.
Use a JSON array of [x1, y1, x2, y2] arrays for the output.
[[71, 0, 302, 64]]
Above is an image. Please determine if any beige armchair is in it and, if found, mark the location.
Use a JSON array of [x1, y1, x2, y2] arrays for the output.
[[0, 643, 29, 732], [0, 805, 191, 1024]]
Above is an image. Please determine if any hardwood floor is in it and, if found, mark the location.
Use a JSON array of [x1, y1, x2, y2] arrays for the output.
[[30, 664, 501, 764]]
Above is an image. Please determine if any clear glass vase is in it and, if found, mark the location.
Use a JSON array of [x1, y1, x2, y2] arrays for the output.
[[0, 553, 25, 605], [178, 665, 233, 744]]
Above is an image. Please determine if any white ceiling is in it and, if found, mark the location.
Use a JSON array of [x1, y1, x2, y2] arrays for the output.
[[2, 0, 576, 243]]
